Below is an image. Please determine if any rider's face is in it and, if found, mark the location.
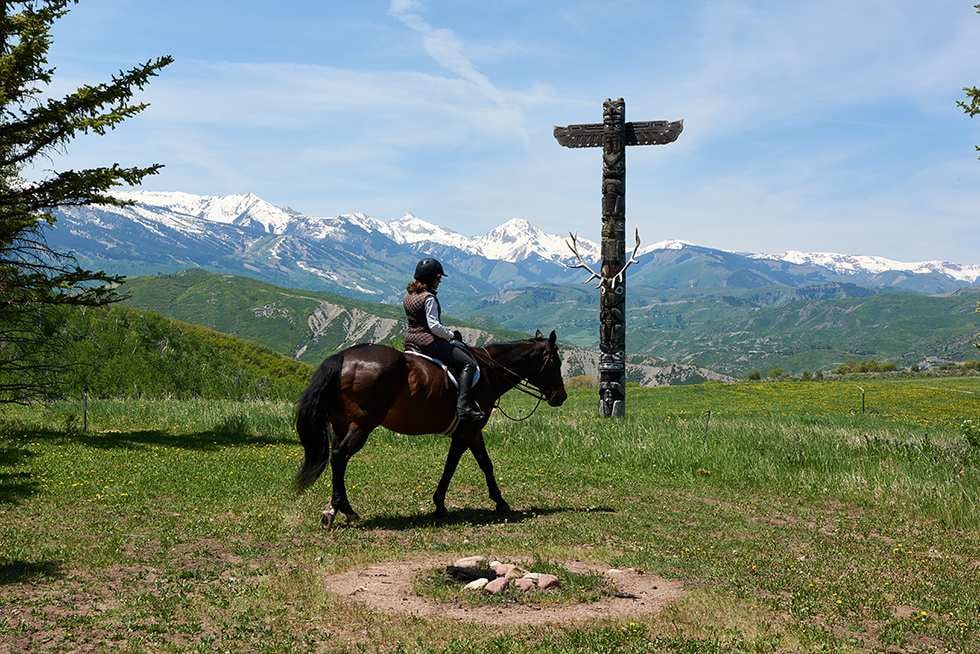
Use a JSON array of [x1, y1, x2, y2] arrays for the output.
[[432, 274, 442, 289]]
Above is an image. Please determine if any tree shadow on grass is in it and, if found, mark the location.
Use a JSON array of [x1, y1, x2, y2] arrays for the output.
[[0, 444, 39, 505], [5, 427, 292, 452], [0, 560, 63, 586], [0, 471, 40, 505], [358, 505, 615, 531]]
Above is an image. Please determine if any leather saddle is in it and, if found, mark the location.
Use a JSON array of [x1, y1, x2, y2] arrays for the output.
[[403, 349, 480, 388]]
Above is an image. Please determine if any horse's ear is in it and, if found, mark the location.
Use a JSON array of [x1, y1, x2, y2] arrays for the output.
[[535, 329, 543, 339], [548, 330, 557, 345]]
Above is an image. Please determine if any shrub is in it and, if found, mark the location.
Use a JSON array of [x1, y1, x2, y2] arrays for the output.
[[960, 360, 980, 370], [768, 368, 784, 379], [834, 359, 898, 374], [565, 375, 597, 388], [747, 371, 761, 380], [801, 371, 812, 381]]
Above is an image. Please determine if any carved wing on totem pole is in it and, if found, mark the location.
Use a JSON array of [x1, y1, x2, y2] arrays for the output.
[[553, 120, 683, 148], [553, 124, 605, 148], [624, 120, 684, 146]]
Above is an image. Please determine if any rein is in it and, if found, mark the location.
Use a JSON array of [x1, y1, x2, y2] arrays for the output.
[[476, 346, 550, 422]]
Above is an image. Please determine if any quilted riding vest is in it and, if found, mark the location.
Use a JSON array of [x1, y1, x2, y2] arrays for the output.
[[404, 290, 440, 349]]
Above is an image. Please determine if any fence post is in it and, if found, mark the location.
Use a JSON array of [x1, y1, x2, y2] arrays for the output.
[[857, 387, 865, 414], [83, 391, 89, 433]]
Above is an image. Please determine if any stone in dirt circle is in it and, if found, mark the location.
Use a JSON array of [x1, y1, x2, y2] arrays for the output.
[[464, 578, 489, 590], [485, 577, 509, 594], [514, 577, 535, 592], [494, 563, 517, 577], [537, 574, 559, 590], [454, 556, 488, 569], [323, 557, 684, 626]]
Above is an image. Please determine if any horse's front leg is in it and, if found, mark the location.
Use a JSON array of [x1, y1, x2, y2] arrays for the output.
[[469, 431, 510, 515], [432, 434, 468, 518]]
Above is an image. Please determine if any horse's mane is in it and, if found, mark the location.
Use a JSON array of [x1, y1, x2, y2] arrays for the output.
[[470, 337, 554, 369]]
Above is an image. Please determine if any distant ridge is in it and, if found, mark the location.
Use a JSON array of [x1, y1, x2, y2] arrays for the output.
[[85, 190, 977, 281], [46, 190, 979, 309]]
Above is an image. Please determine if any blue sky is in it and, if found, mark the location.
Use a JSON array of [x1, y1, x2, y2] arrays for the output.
[[43, 0, 979, 261]]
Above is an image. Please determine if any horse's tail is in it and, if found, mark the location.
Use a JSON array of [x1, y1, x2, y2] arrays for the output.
[[294, 353, 342, 492]]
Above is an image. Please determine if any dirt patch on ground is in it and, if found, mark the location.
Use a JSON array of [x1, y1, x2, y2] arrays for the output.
[[323, 557, 684, 626]]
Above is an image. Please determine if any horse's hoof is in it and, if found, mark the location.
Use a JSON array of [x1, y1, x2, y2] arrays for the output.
[[495, 501, 512, 515], [432, 507, 448, 520], [345, 511, 361, 524], [320, 506, 337, 530]]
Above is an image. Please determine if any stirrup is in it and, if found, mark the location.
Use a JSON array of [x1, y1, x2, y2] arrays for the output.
[[457, 405, 486, 422]]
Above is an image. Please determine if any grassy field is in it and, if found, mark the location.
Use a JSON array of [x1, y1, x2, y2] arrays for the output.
[[1, 377, 978, 652]]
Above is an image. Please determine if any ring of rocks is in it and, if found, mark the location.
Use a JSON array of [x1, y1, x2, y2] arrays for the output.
[[323, 556, 684, 626]]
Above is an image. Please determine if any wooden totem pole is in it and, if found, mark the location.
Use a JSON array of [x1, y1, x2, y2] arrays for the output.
[[555, 98, 683, 417]]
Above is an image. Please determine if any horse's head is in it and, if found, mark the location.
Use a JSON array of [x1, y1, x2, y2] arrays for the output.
[[529, 330, 568, 407]]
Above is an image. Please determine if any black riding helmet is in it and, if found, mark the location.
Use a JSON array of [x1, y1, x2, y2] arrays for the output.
[[414, 258, 446, 284]]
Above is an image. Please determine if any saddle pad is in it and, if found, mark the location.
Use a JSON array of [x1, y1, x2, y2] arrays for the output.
[[404, 350, 480, 387]]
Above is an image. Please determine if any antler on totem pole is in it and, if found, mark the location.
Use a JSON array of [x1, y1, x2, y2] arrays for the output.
[[564, 232, 602, 287], [609, 228, 641, 288], [565, 228, 642, 289]]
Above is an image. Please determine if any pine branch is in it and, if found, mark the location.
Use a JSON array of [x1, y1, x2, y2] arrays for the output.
[[0, 55, 173, 168], [1, 163, 164, 212]]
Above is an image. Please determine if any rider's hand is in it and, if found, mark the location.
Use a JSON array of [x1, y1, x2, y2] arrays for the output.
[[452, 329, 464, 343]]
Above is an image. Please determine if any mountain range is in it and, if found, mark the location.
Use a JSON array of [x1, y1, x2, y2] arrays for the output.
[[50, 191, 978, 305]]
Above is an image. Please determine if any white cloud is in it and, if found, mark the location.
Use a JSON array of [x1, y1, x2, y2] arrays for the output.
[[387, 0, 524, 136]]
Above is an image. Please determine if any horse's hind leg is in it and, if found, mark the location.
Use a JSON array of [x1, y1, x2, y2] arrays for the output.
[[321, 423, 371, 529], [470, 432, 511, 515], [432, 435, 468, 518]]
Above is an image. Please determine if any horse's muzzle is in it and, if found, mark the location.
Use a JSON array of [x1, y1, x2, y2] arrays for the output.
[[547, 388, 568, 406]]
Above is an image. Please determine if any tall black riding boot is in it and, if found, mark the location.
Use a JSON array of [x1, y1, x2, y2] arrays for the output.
[[456, 363, 486, 422]]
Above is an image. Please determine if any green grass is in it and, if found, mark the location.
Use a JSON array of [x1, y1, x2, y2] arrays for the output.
[[1, 377, 978, 652], [414, 559, 613, 607]]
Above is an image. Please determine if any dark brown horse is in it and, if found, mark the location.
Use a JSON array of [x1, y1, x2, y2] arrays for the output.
[[294, 331, 567, 527]]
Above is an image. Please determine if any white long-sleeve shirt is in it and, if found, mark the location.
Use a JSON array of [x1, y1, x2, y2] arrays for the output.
[[424, 296, 455, 341]]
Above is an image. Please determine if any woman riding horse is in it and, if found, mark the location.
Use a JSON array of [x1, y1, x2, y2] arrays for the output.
[[403, 258, 484, 422], [294, 263, 568, 527]]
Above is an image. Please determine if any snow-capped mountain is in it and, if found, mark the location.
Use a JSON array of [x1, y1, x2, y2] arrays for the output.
[[113, 191, 295, 235], [47, 190, 979, 303], [637, 239, 693, 257], [105, 191, 597, 264], [374, 212, 482, 255], [750, 250, 980, 284], [473, 218, 600, 263]]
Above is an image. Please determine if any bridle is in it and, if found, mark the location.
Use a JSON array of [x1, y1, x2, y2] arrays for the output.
[[476, 344, 559, 422]]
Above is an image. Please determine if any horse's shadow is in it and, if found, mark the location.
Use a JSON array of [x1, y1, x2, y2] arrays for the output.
[[357, 504, 615, 530]]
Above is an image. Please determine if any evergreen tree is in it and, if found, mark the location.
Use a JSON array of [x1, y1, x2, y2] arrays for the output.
[[959, 4, 980, 158], [0, 1, 172, 402]]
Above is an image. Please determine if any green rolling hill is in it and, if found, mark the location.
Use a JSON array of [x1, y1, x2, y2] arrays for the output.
[[457, 285, 980, 375], [118, 270, 979, 379], [117, 270, 733, 385], [119, 269, 517, 366], [8, 305, 313, 400]]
